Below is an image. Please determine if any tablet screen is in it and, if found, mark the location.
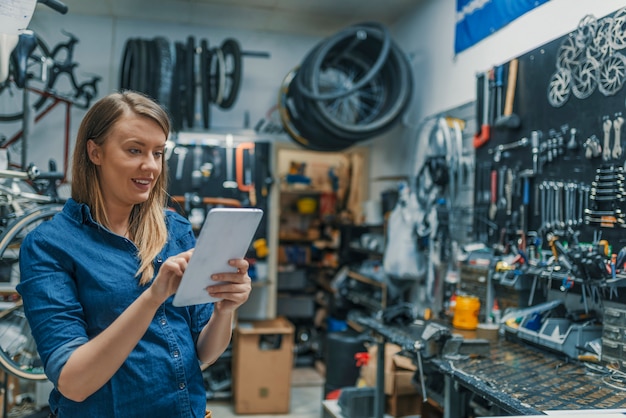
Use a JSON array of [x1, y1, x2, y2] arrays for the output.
[[172, 207, 263, 307]]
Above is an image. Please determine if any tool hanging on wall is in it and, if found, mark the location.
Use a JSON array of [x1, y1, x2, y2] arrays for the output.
[[473, 70, 491, 148], [495, 58, 521, 130]]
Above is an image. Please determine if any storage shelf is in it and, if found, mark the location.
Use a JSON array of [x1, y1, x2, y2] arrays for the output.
[[347, 270, 385, 287]]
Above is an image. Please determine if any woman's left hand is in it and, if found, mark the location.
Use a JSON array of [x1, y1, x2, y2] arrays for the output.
[[207, 258, 251, 313]]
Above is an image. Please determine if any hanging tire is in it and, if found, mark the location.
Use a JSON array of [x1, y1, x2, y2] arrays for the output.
[[218, 38, 242, 110]]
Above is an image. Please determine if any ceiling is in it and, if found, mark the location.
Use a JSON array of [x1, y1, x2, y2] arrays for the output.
[[40, 0, 421, 37]]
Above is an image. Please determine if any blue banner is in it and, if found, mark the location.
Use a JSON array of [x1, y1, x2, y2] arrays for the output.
[[455, 0, 551, 54]]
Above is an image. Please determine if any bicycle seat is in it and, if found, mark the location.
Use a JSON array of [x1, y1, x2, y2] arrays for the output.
[[11, 30, 38, 88]]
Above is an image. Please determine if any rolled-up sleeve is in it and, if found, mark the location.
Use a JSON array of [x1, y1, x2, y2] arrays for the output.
[[17, 231, 89, 386]]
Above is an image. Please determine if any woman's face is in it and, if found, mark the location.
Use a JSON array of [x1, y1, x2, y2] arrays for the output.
[[87, 113, 166, 212]]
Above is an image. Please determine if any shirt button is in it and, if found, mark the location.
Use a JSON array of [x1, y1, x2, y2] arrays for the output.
[[173, 350, 179, 358], [156, 257, 163, 264], [160, 319, 167, 326], [179, 382, 186, 390]]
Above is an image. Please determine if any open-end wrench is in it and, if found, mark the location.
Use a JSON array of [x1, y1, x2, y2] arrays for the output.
[[603, 118, 612, 161], [614, 116, 624, 159], [488, 137, 529, 162], [505, 168, 514, 215], [489, 169, 498, 220], [498, 166, 507, 209]]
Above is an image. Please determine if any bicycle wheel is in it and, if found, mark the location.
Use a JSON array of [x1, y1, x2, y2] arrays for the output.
[[218, 38, 242, 109], [0, 300, 46, 380], [0, 204, 63, 290], [0, 33, 52, 122]]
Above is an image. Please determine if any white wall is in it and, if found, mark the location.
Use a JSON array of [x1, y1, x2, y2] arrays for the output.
[[368, 0, 626, 200]]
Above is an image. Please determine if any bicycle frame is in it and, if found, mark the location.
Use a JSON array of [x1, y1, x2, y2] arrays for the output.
[[3, 85, 72, 182]]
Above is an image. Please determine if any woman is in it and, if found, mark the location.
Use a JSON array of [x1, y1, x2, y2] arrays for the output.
[[17, 91, 251, 417]]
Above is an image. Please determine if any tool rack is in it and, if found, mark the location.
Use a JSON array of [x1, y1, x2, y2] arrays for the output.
[[472, 7, 626, 314]]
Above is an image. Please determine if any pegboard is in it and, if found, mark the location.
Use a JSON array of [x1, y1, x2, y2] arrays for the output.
[[474, 6, 626, 250]]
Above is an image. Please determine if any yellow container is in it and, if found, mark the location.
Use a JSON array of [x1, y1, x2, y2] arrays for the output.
[[452, 295, 480, 330], [297, 197, 317, 214]]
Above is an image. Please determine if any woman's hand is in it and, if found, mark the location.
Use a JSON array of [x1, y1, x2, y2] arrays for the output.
[[208, 258, 251, 313], [147, 249, 194, 305]]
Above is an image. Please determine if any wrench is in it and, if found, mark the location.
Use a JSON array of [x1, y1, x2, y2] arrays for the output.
[[489, 169, 498, 220], [504, 168, 514, 215], [174, 146, 188, 180], [614, 116, 624, 159], [488, 137, 529, 162], [603, 118, 612, 161]]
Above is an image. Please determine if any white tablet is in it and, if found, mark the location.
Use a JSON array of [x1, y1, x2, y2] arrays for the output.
[[172, 207, 264, 307]]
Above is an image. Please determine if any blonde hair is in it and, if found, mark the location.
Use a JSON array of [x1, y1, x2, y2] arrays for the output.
[[72, 90, 171, 285]]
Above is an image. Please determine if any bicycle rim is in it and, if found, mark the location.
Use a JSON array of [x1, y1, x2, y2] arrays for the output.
[[0, 204, 63, 291], [218, 38, 242, 109], [0, 301, 46, 380]]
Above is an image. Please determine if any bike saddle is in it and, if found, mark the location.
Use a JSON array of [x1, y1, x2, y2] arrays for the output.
[[11, 30, 38, 88]]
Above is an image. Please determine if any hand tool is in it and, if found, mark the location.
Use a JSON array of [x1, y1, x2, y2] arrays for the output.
[[497, 165, 507, 210], [488, 136, 529, 162], [495, 58, 521, 129], [494, 64, 504, 121], [613, 115, 623, 159], [505, 168, 514, 215], [174, 146, 188, 180], [603, 118, 612, 161], [236, 142, 257, 206], [191, 141, 203, 189], [222, 134, 238, 189], [489, 169, 497, 220], [531, 130, 541, 174], [566, 127, 578, 150], [473, 69, 492, 148]]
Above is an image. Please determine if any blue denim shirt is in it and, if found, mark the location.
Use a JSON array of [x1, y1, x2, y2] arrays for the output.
[[17, 198, 213, 418]]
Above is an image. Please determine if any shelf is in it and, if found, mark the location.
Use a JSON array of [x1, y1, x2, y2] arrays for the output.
[[347, 270, 385, 288], [348, 245, 383, 258], [280, 187, 328, 194]]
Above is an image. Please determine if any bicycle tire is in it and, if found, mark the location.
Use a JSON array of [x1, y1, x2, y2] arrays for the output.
[[0, 301, 46, 380], [0, 203, 63, 287], [315, 40, 413, 136], [0, 203, 63, 380], [218, 38, 242, 109], [297, 22, 390, 101], [278, 68, 356, 152], [184, 36, 196, 129], [200, 38, 211, 130], [300, 48, 387, 142], [210, 47, 226, 106], [153, 37, 173, 110], [119, 38, 134, 90], [170, 42, 186, 133]]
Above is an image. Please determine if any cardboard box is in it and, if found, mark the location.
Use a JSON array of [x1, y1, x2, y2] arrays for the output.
[[358, 343, 422, 416], [232, 317, 295, 414], [360, 343, 418, 395], [386, 393, 422, 417]]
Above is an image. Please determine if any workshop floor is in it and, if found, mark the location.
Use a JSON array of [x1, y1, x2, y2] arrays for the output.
[[206, 367, 325, 417]]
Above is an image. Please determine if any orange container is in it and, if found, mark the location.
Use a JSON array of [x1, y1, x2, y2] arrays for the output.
[[452, 295, 480, 330]]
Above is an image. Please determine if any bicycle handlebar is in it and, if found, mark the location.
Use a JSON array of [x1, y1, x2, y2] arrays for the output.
[[37, 0, 68, 15]]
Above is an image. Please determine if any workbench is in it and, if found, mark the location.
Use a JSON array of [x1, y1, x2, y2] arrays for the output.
[[353, 314, 626, 417]]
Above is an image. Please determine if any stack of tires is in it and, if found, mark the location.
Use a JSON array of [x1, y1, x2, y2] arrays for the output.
[[279, 22, 413, 151], [119, 36, 242, 132]]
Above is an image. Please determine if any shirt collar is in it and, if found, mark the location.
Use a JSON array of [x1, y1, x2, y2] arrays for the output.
[[64, 198, 98, 226]]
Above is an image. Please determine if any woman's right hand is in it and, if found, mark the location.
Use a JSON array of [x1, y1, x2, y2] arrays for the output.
[[147, 249, 194, 305]]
